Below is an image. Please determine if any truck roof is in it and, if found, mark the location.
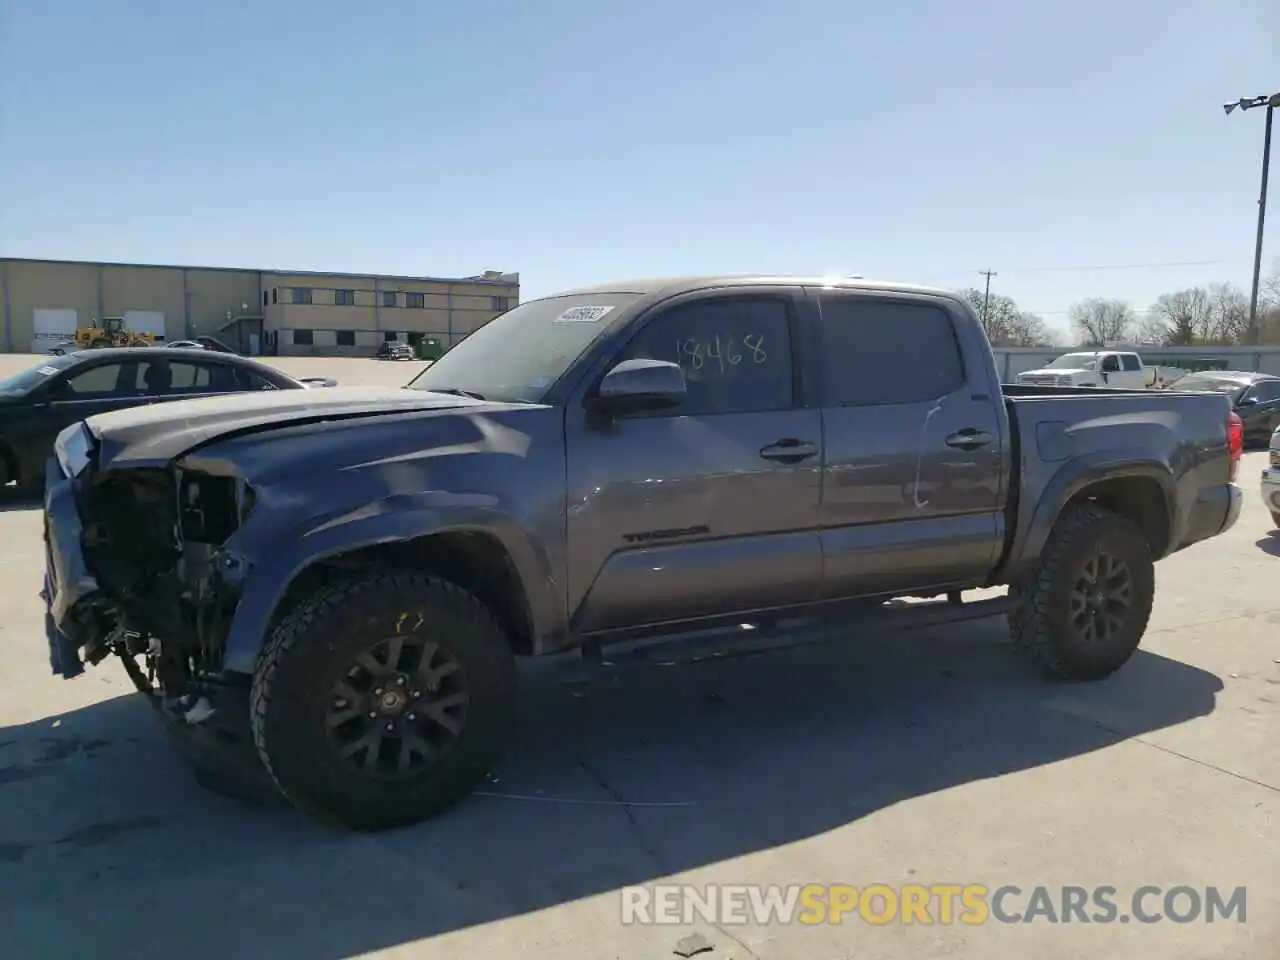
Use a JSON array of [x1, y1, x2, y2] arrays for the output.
[[547, 274, 966, 302]]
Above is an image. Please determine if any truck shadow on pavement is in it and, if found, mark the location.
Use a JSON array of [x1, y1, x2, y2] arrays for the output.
[[0, 620, 1222, 959]]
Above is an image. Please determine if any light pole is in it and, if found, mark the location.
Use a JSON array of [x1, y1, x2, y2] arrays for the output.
[[1224, 92, 1280, 343]]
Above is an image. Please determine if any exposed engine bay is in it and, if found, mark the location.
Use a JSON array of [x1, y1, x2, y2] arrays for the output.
[[74, 464, 255, 708]]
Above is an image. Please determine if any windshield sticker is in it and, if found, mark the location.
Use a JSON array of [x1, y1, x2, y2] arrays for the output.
[[553, 305, 615, 324], [36, 365, 59, 376]]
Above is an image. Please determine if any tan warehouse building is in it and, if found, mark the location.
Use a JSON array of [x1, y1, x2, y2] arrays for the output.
[[0, 257, 520, 356]]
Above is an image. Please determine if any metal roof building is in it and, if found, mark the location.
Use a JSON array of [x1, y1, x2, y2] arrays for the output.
[[0, 257, 520, 356]]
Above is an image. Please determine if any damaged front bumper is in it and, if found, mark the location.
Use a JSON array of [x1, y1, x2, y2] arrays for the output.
[[41, 444, 284, 803], [43, 455, 103, 679], [40, 424, 257, 691]]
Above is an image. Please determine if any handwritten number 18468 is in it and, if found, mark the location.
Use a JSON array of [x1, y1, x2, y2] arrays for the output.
[[676, 334, 767, 372]]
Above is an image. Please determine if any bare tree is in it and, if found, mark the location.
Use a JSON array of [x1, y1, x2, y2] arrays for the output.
[[1134, 311, 1172, 344], [1069, 298, 1133, 345], [957, 288, 1056, 345], [1204, 283, 1249, 343], [1149, 287, 1211, 345], [1263, 268, 1280, 308], [1006, 311, 1057, 346], [957, 288, 1017, 343], [1258, 267, 1280, 343]]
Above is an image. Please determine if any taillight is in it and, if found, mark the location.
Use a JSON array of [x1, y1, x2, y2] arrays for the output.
[[1227, 411, 1243, 481]]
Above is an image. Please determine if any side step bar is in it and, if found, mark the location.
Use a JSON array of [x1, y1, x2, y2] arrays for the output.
[[569, 593, 1014, 671]]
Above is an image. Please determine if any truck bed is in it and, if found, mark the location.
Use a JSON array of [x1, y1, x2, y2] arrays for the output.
[[996, 380, 1236, 580]]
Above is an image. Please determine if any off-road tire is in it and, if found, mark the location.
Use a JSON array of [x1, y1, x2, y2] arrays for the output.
[[250, 570, 517, 831], [1009, 503, 1155, 681]]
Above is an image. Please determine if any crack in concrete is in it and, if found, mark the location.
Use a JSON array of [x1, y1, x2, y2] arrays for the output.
[[1146, 608, 1280, 636], [1054, 708, 1280, 794], [575, 757, 762, 960], [1125, 735, 1279, 794]]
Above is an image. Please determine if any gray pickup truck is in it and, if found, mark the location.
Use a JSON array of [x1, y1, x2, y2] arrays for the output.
[[42, 275, 1243, 831]]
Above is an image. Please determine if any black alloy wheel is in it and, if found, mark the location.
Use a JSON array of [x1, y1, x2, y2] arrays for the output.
[[250, 570, 518, 831], [326, 633, 469, 778], [1009, 503, 1155, 681], [1067, 549, 1132, 647]]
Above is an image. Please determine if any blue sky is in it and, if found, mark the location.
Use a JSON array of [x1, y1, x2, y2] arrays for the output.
[[2, 0, 1277, 336]]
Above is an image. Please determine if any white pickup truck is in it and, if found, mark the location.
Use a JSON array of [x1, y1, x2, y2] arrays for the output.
[[1015, 350, 1153, 389]]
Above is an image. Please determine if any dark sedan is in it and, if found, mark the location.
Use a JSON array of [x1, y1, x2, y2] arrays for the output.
[[0, 347, 306, 491], [376, 340, 415, 360], [1171, 370, 1280, 447]]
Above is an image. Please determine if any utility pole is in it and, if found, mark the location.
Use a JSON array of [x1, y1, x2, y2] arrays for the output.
[[979, 269, 997, 331], [1224, 92, 1280, 343], [1250, 103, 1273, 341]]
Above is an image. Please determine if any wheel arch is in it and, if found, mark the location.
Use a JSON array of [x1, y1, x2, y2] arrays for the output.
[[998, 453, 1176, 582], [270, 531, 537, 656], [220, 508, 565, 674]]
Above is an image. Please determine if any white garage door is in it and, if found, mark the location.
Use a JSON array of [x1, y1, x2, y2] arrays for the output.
[[124, 310, 167, 341], [31, 309, 79, 353]]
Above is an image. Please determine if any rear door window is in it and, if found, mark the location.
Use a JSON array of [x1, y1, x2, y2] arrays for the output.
[[168, 361, 213, 393], [817, 297, 965, 406]]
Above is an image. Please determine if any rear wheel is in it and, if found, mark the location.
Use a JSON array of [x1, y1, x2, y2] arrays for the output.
[[1009, 503, 1155, 681], [250, 570, 517, 831], [1271, 511, 1280, 531]]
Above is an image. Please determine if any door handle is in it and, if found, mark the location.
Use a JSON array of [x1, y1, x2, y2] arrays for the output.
[[945, 429, 994, 451], [760, 438, 819, 464]]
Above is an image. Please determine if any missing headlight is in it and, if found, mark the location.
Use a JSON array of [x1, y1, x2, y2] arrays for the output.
[[178, 471, 254, 545]]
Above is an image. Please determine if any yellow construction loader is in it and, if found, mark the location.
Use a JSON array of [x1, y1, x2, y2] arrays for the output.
[[73, 317, 154, 349]]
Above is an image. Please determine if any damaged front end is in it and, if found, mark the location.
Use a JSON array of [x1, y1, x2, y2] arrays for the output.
[[44, 422, 256, 720]]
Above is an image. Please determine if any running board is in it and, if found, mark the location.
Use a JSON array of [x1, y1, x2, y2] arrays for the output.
[[568, 593, 1014, 671]]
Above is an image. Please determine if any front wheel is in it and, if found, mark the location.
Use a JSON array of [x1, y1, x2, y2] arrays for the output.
[[1009, 503, 1155, 681], [250, 570, 517, 831], [1270, 511, 1280, 531]]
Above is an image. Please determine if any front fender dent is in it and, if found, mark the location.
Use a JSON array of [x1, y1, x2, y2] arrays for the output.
[[219, 493, 564, 674]]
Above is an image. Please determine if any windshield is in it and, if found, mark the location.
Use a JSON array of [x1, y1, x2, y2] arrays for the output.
[[407, 291, 644, 402], [0, 354, 79, 394], [1045, 353, 1099, 370]]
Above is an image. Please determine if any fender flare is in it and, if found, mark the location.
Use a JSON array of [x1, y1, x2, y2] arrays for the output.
[[997, 451, 1176, 581], [218, 498, 564, 674]]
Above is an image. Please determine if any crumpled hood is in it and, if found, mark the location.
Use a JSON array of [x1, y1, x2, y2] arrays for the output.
[[83, 385, 489, 469]]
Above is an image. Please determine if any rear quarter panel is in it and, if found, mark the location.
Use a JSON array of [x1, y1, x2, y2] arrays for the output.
[[998, 389, 1232, 580]]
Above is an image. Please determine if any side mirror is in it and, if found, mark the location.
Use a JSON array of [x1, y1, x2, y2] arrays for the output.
[[1237, 396, 1257, 406], [595, 358, 686, 414]]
